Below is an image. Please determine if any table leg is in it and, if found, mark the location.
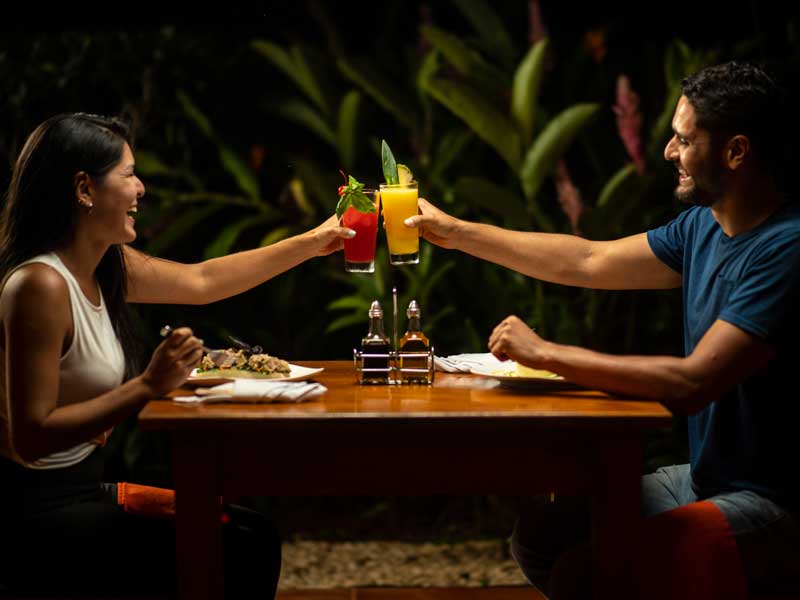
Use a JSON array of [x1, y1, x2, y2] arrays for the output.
[[173, 433, 223, 600], [591, 440, 642, 600]]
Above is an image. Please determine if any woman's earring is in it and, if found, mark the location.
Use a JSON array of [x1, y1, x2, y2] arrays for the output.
[[79, 200, 93, 214]]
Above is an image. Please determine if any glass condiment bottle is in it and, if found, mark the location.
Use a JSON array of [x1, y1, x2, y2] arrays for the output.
[[399, 300, 430, 383], [361, 300, 390, 384]]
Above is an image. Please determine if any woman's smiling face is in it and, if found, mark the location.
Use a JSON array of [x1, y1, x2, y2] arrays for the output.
[[81, 142, 145, 244]]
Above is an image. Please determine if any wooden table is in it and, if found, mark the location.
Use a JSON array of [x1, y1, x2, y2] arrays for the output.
[[138, 361, 672, 600]]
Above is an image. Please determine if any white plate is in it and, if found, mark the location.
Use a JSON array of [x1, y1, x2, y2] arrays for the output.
[[185, 364, 324, 387], [470, 364, 583, 391]]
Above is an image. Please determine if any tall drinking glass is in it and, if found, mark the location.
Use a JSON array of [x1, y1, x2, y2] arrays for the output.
[[342, 188, 379, 273], [379, 181, 419, 265]]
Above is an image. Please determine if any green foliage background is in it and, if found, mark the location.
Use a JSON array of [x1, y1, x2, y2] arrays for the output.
[[3, 3, 799, 484]]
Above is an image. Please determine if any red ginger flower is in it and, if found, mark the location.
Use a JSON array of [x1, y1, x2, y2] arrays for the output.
[[528, 0, 547, 44], [554, 160, 584, 235], [613, 75, 646, 174]]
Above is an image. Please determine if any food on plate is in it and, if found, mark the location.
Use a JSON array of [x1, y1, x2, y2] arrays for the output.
[[492, 364, 561, 379], [195, 348, 291, 379]]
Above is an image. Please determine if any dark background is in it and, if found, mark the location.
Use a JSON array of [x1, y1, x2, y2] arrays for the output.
[[2, 0, 798, 541]]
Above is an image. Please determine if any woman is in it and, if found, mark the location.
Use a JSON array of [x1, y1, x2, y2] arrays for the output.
[[0, 113, 354, 597]]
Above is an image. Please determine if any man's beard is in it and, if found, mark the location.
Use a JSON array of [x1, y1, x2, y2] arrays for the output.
[[674, 183, 716, 206], [673, 164, 725, 207]]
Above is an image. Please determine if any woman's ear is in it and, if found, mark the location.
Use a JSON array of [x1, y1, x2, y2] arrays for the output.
[[74, 171, 93, 209], [724, 135, 750, 171]]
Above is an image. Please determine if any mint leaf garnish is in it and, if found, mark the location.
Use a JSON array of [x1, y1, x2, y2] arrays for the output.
[[335, 173, 376, 219], [350, 191, 375, 213], [381, 139, 399, 185]]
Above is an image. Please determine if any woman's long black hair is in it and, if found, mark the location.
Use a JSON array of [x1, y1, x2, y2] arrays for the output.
[[0, 113, 141, 378]]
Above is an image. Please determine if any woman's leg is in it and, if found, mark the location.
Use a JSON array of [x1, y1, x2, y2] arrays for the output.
[[223, 503, 283, 599], [5, 500, 177, 595]]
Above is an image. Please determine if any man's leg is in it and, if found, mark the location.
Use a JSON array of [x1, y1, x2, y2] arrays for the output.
[[510, 464, 696, 598], [509, 494, 591, 592], [710, 491, 800, 593], [640, 463, 698, 517]]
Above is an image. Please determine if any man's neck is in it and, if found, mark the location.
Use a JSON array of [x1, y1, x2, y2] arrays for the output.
[[711, 176, 785, 237]]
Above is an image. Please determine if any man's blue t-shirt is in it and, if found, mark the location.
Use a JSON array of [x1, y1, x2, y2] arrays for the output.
[[647, 203, 800, 506]]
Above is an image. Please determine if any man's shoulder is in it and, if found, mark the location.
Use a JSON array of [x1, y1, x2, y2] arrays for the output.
[[659, 205, 713, 231], [750, 203, 800, 250]]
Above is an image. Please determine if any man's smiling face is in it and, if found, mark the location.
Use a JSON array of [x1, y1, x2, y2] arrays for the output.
[[663, 96, 727, 207]]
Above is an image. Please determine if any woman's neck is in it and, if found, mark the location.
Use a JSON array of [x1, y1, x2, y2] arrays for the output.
[[54, 239, 109, 285]]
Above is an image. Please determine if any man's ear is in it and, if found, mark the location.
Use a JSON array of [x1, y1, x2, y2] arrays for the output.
[[74, 171, 93, 207], [724, 135, 750, 170]]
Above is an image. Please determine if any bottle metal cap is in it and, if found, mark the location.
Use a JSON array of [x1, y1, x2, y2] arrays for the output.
[[406, 299, 420, 318], [369, 300, 383, 318]]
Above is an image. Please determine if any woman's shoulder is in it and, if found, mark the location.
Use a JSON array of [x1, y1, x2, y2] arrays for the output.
[[2, 263, 70, 310]]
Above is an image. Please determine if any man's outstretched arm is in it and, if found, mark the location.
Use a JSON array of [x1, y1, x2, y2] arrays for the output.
[[407, 199, 682, 290]]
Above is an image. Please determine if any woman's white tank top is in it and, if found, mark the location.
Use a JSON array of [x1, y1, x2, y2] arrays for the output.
[[0, 252, 126, 469]]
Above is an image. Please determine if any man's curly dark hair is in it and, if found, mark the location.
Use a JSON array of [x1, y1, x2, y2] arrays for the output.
[[681, 61, 788, 189]]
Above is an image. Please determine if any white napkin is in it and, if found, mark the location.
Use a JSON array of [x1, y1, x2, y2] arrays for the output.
[[175, 379, 327, 404], [434, 352, 507, 373]]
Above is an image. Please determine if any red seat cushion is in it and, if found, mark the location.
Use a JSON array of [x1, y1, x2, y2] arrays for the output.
[[630, 500, 747, 600]]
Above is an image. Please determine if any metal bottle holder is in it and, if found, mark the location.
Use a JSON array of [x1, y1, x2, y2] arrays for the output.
[[353, 287, 435, 385]]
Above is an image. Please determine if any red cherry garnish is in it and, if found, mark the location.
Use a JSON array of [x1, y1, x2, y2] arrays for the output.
[[337, 185, 346, 196]]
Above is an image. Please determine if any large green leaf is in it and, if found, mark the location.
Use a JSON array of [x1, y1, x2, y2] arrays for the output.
[[145, 204, 222, 256], [203, 213, 281, 259], [511, 38, 549, 146], [251, 40, 329, 114], [420, 25, 507, 91], [327, 296, 368, 311], [270, 99, 336, 147], [325, 312, 367, 334], [420, 259, 455, 299], [176, 91, 260, 200], [423, 77, 520, 169], [453, 176, 529, 225], [288, 178, 315, 218], [290, 156, 340, 213], [142, 186, 263, 209], [337, 91, 361, 171], [251, 39, 294, 78], [649, 42, 717, 159], [664, 39, 692, 88], [429, 129, 474, 182], [337, 56, 416, 129], [134, 149, 172, 177], [519, 103, 600, 204], [416, 47, 440, 102], [586, 165, 650, 239], [259, 225, 295, 248], [290, 45, 330, 115], [597, 163, 638, 208], [176, 90, 213, 138], [448, 0, 515, 67], [218, 146, 260, 201], [648, 84, 682, 159]]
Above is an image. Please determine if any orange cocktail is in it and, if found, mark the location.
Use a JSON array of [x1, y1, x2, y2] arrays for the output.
[[379, 181, 418, 265]]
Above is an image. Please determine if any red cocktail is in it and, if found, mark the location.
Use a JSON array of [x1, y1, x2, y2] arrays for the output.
[[342, 189, 379, 273]]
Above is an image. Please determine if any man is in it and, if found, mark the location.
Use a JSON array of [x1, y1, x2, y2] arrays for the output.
[[406, 62, 800, 596]]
